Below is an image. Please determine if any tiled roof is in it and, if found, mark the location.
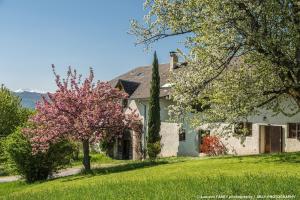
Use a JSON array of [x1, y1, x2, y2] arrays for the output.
[[110, 63, 176, 99], [109, 57, 243, 99]]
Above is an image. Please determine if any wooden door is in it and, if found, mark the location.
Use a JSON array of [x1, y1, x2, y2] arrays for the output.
[[270, 126, 282, 153], [265, 126, 282, 153]]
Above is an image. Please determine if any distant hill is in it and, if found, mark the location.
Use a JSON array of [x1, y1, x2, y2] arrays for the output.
[[13, 90, 47, 109]]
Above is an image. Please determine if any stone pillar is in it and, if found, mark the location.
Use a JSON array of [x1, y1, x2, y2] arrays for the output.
[[132, 130, 143, 160]]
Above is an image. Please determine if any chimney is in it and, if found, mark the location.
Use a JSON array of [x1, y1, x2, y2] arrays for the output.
[[169, 51, 178, 71]]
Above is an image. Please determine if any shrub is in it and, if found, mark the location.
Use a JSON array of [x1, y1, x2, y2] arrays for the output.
[[0, 138, 9, 176], [0, 138, 4, 162], [99, 138, 115, 157], [5, 128, 75, 183], [200, 135, 227, 156], [0, 85, 33, 138], [147, 141, 161, 160]]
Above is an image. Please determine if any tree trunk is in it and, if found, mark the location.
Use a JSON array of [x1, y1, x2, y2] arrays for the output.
[[82, 140, 91, 171]]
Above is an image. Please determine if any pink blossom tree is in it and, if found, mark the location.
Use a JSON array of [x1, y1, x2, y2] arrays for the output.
[[24, 66, 140, 171]]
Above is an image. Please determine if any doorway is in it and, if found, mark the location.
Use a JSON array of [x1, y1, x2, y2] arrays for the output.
[[122, 139, 131, 160], [260, 125, 283, 153], [117, 130, 132, 160]]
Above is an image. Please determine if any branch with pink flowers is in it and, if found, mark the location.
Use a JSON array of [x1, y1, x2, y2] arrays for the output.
[[23, 66, 141, 171]]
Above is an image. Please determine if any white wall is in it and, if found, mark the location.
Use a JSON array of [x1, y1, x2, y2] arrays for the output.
[[203, 123, 260, 155], [160, 122, 179, 157], [208, 122, 300, 155], [129, 98, 200, 157], [219, 124, 260, 155], [285, 138, 300, 152], [176, 122, 199, 156]]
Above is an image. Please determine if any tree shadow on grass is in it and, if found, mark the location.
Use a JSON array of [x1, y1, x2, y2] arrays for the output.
[[259, 152, 300, 164], [210, 152, 300, 164], [61, 160, 170, 182]]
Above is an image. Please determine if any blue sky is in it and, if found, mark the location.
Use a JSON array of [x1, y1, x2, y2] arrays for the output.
[[0, 0, 185, 92]]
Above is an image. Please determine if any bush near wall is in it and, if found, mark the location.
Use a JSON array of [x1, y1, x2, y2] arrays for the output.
[[200, 135, 227, 156]]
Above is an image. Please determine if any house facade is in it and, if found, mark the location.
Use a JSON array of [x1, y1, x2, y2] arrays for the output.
[[220, 108, 300, 155], [109, 53, 300, 160]]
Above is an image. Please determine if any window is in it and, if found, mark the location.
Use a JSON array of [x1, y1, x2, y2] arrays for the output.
[[288, 123, 300, 139], [179, 129, 186, 141], [234, 122, 252, 136]]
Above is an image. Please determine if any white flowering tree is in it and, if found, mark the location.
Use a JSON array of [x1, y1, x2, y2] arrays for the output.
[[130, 0, 300, 128]]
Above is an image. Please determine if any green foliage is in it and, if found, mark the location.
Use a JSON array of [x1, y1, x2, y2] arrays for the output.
[[99, 139, 115, 157], [0, 85, 30, 138], [70, 141, 80, 161], [0, 90, 32, 176], [146, 141, 161, 160], [0, 138, 9, 176], [4, 128, 75, 183], [0, 153, 300, 199], [0, 138, 4, 162], [147, 52, 161, 159]]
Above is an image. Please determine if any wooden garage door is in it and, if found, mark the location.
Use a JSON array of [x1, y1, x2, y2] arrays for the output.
[[265, 126, 282, 153]]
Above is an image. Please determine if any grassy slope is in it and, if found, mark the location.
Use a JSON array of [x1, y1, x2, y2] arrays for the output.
[[1, 153, 300, 200]]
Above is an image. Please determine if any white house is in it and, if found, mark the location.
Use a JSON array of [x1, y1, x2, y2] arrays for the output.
[[109, 53, 300, 160]]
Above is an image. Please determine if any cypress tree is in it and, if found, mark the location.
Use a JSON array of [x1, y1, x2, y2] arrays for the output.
[[147, 51, 161, 159]]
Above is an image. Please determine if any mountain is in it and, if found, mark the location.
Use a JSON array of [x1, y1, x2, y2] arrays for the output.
[[13, 90, 47, 109]]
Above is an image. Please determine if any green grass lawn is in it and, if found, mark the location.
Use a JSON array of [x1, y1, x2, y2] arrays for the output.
[[1, 152, 300, 200]]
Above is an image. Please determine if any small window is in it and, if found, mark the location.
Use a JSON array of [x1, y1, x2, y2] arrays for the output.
[[179, 129, 186, 141], [288, 123, 300, 139], [235, 122, 252, 136]]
